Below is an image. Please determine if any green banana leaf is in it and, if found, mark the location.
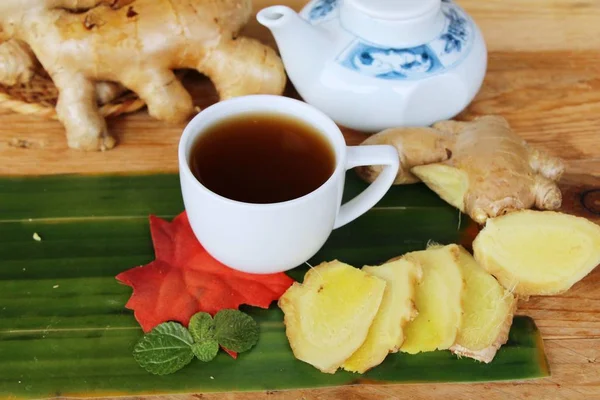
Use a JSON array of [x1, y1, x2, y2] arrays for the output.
[[0, 172, 549, 399]]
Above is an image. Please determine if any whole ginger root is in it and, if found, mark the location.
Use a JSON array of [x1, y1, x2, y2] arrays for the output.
[[0, 0, 287, 150], [356, 116, 565, 224]]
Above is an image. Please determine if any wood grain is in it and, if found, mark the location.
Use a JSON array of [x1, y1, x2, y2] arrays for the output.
[[1, 0, 600, 399]]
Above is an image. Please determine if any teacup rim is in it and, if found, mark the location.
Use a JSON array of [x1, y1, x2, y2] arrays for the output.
[[178, 94, 348, 209]]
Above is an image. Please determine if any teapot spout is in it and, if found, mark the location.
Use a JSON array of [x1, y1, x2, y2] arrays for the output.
[[257, 6, 330, 84]]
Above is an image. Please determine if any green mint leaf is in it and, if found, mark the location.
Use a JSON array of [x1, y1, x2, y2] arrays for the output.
[[189, 312, 215, 343], [133, 322, 194, 375], [191, 339, 219, 362], [214, 309, 259, 353]]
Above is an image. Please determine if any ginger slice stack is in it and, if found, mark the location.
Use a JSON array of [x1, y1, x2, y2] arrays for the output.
[[279, 244, 520, 373]]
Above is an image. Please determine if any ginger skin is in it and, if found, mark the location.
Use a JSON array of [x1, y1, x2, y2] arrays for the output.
[[0, 0, 286, 150], [356, 116, 565, 224], [356, 127, 453, 185]]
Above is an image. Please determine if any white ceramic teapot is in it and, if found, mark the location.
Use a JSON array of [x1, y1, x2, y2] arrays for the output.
[[257, 0, 487, 132]]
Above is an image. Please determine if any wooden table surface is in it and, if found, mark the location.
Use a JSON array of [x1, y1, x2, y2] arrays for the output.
[[1, 1, 599, 399]]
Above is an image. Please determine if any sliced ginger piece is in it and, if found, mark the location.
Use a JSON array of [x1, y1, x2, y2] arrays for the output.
[[399, 244, 464, 354], [410, 164, 469, 213], [473, 210, 600, 296], [450, 246, 517, 363], [278, 260, 386, 374], [342, 258, 422, 373]]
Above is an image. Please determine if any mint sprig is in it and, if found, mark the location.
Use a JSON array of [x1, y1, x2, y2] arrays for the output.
[[133, 309, 259, 375]]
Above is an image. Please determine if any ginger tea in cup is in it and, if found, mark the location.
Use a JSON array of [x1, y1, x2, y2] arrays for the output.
[[189, 112, 336, 204], [178, 95, 399, 274]]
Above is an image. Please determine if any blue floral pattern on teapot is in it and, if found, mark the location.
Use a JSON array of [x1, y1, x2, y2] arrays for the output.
[[304, 0, 474, 80], [308, 0, 338, 21]]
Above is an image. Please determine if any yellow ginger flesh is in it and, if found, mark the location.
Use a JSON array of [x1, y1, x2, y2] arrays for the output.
[[410, 164, 469, 213], [278, 260, 386, 374], [450, 246, 516, 363], [343, 258, 422, 373], [473, 210, 600, 296], [399, 244, 464, 354]]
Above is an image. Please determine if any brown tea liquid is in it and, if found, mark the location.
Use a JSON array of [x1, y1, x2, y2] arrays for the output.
[[189, 112, 336, 204]]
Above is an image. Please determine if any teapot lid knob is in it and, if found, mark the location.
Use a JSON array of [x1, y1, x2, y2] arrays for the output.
[[345, 0, 441, 20], [340, 0, 445, 48]]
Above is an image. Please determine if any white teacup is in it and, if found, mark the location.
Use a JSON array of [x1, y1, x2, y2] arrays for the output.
[[178, 95, 399, 274]]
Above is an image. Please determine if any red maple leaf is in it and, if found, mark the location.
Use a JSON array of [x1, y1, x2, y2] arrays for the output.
[[116, 212, 294, 357]]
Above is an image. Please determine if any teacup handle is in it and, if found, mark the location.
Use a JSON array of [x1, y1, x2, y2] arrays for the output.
[[334, 145, 400, 229]]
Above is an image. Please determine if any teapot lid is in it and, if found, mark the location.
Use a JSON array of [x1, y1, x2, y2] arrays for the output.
[[346, 0, 441, 20], [340, 0, 445, 48]]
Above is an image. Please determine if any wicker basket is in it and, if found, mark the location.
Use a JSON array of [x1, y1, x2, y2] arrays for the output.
[[0, 70, 146, 120]]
